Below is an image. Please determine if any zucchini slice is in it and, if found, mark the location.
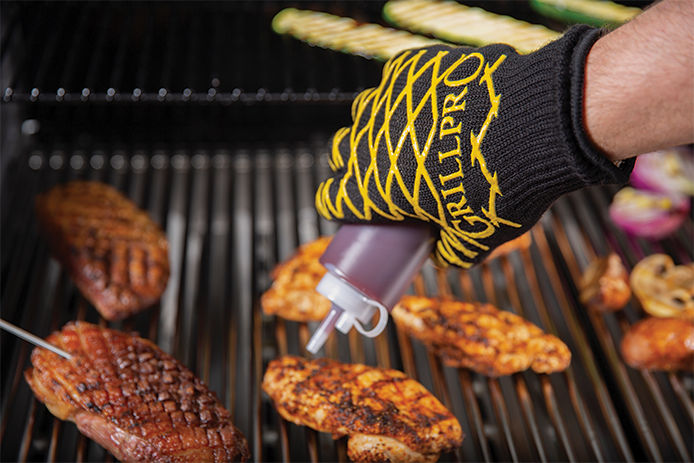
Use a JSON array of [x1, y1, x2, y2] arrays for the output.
[[530, 0, 641, 27]]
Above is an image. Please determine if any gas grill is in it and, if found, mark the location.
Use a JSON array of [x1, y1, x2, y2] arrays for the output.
[[1, 1, 691, 462]]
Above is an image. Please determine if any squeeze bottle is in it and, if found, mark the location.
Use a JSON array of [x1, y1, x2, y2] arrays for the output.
[[306, 223, 435, 354]]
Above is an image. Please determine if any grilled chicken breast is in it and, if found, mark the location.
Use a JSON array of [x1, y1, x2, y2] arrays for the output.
[[261, 237, 331, 322], [486, 233, 531, 260], [621, 317, 694, 371], [261, 234, 532, 323], [25, 322, 250, 462], [580, 253, 631, 312], [262, 356, 462, 462], [392, 296, 571, 376], [36, 181, 169, 320]]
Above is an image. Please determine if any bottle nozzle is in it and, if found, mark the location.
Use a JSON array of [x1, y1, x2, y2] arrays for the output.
[[306, 305, 344, 354]]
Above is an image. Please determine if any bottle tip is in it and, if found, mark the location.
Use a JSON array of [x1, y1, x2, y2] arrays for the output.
[[305, 305, 344, 355]]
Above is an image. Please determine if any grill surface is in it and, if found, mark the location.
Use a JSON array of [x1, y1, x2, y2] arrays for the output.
[[0, 144, 692, 462], [0, 0, 593, 104], [2, 1, 391, 104], [1, 0, 691, 461]]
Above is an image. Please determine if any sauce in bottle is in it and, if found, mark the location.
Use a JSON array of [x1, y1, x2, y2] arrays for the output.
[[306, 223, 435, 354]]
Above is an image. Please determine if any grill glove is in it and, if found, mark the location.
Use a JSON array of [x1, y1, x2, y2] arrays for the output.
[[316, 25, 633, 268]]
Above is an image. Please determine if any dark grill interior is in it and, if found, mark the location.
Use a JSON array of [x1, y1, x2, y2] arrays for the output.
[[2, 1, 389, 104], [1, 1, 691, 462]]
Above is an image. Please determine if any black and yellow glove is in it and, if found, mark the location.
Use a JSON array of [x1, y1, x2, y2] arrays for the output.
[[316, 25, 633, 268]]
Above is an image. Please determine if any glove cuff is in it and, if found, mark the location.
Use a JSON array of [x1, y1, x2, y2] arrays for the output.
[[489, 25, 633, 220]]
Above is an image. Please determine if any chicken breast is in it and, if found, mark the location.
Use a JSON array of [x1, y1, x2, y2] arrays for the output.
[[262, 356, 462, 462], [261, 234, 532, 323], [25, 321, 250, 462], [486, 232, 531, 260], [261, 237, 332, 322], [36, 181, 169, 320], [620, 317, 694, 371], [392, 296, 571, 376], [580, 253, 631, 312]]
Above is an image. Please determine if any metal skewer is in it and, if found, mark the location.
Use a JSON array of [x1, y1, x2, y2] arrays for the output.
[[0, 318, 72, 360]]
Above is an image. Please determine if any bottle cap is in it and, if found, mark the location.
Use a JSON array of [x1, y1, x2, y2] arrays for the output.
[[305, 272, 389, 354]]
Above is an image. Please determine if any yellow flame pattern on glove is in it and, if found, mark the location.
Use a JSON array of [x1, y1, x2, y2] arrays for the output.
[[316, 48, 521, 268]]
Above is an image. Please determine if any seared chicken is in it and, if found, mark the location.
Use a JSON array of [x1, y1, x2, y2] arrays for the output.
[[580, 253, 631, 312], [261, 234, 532, 322], [262, 356, 462, 462], [486, 233, 531, 260], [621, 317, 694, 371], [25, 322, 250, 462], [36, 181, 169, 320], [261, 237, 331, 322], [392, 296, 571, 376]]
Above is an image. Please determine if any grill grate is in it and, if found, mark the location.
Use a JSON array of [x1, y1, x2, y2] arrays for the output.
[[1, 1, 388, 104], [1, 145, 692, 462]]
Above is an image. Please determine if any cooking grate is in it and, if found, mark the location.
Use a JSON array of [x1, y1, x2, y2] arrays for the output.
[[1, 1, 389, 104], [0, 144, 692, 462]]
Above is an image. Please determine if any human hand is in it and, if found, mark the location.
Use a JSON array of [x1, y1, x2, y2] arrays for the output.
[[316, 26, 633, 268]]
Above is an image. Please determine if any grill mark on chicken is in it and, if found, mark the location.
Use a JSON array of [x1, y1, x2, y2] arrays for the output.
[[392, 296, 571, 376], [36, 181, 169, 320], [24, 322, 250, 462], [261, 236, 332, 322], [262, 356, 462, 462], [262, 235, 533, 323]]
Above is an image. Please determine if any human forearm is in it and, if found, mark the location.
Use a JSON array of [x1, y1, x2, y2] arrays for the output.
[[584, 0, 694, 161]]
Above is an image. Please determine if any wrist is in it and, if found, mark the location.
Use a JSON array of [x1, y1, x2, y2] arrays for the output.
[[583, 0, 694, 161]]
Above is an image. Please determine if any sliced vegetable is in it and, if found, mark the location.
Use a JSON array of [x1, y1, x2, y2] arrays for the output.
[[383, 0, 560, 54], [530, 0, 640, 27], [609, 187, 689, 239], [630, 254, 694, 319], [631, 147, 694, 197]]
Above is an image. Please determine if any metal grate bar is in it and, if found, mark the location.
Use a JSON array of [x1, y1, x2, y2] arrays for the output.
[[231, 153, 254, 438], [559, 190, 693, 461], [55, 4, 93, 98], [5, 3, 50, 95], [495, 260, 569, 462], [30, 7, 72, 96], [507, 251, 606, 462], [0, 162, 57, 444], [105, 11, 134, 99], [457, 370, 492, 462], [0, 3, 22, 63], [549, 191, 691, 462], [532, 221, 636, 461], [133, 14, 155, 99], [81, 9, 113, 100], [479, 264, 549, 462], [2, 2, 383, 103], [178, 153, 209, 367], [1, 145, 692, 462]]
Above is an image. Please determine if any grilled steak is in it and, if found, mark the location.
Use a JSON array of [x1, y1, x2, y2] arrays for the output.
[[25, 321, 250, 462], [263, 356, 462, 462], [36, 181, 169, 320], [261, 237, 332, 322], [621, 317, 694, 371], [392, 296, 571, 376]]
